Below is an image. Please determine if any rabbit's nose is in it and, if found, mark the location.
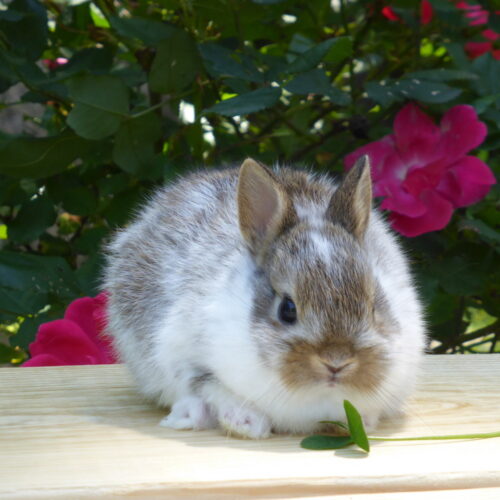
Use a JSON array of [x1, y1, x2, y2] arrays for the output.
[[322, 361, 349, 375]]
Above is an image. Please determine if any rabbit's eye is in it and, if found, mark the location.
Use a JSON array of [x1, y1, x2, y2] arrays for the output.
[[278, 296, 297, 324]]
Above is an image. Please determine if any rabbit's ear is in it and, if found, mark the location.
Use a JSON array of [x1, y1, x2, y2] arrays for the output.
[[237, 158, 294, 254], [327, 155, 372, 241]]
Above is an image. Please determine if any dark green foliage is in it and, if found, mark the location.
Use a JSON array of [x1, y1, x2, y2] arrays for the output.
[[0, 0, 498, 364]]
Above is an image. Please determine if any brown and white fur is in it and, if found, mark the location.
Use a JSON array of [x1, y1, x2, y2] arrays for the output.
[[103, 157, 426, 438]]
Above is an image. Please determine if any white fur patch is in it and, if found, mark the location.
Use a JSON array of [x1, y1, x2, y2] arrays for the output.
[[294, 200, 327, 228], [309, 229, 333, 265]]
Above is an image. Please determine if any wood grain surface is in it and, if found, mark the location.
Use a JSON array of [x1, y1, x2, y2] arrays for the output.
[[1, 355, 499, 499]]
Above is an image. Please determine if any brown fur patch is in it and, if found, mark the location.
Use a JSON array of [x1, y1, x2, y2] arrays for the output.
[[280, 338, 388, 392]]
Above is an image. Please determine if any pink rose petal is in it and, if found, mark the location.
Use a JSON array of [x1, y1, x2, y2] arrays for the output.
[[28, 319, 108, 365], [381, 6, 400, 22], [438, 156, 496, 207], [393, 103, 441, 164], [380, 186, 427, 218], [482, 29, 500, 41], [389, 191, 454, 237], [64, 297, 101, 343], [421, 0, 433, 24], [22, 292, 117, 367], [465, 41, 493, 59], [440, 105, 488, 162]]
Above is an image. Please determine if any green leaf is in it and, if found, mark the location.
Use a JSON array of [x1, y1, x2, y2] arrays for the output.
[[109, 16, 177, 45], [396, 79, 462, 103], [149, 30, 200, 94], [75, 252, 105, 296], [199, 43, 264, 82], [14, 312, 51, 351], [0, 9, 25, 22], [471, 93, 500, 115], [97, 173, 130, 198], [366, 79, 462, 105], [365, 81, 399, 106], [405, 69, 478, 82], [0, 132, 91, 179], [56, 186, 98, 217], [205, 87, 281, 116], [287, 37, 352, 74], [0, 0, 48, 61], [45, 172, 97, 216], [0, 251, 80, 315], [102, 187, 144, 227], [444, 43, 471, 70], [285, 69, 350, 105], [8, 194, 56, 243], [67, 75, 130, 140], [300, 435, 354, 450], [323, 37, 353, 66], [459, 218, 500, 250], [54, 48, 114, 79], [343, 400, 370, 452], [287, 33, 315, 60], [90, 3, 109, 28], [112, 112, 162, 175], [74, 227, 109, 255], [489, 12, 500, 33], [0, 287, 47, 317], [427, 291, 457, 325], [433, 256, 486, 296], [471, 55, 500, 97]]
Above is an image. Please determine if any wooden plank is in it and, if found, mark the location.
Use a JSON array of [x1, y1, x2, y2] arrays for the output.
[[0, 355, 499, 498]]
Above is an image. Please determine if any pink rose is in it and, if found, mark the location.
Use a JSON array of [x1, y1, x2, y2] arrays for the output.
[[22, 293, 117, 366], [456, 2, 500, 60], [344, 103, 496, 237]]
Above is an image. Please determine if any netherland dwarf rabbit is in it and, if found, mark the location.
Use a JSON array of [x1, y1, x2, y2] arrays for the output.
[[103, 156, 426, 438]]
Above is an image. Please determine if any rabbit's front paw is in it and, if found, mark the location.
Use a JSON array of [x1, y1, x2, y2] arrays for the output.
[[217, 404, 271, 439], [160, 396, 217, 430]]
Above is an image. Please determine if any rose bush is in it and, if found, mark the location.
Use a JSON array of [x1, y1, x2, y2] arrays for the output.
[[0, 0, 498, 359], [344, 103, 495, 237], [456, 2, 500, 60]]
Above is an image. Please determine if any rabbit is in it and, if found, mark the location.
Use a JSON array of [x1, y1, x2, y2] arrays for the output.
[[103, 156, 426, 439]]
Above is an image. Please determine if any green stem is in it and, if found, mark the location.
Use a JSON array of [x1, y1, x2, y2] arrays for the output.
[[370, 431, 500, 442], [130, 101, 165, 119]]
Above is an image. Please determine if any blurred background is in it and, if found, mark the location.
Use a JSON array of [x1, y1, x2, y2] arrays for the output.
[[0, 0, 498, 365]]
